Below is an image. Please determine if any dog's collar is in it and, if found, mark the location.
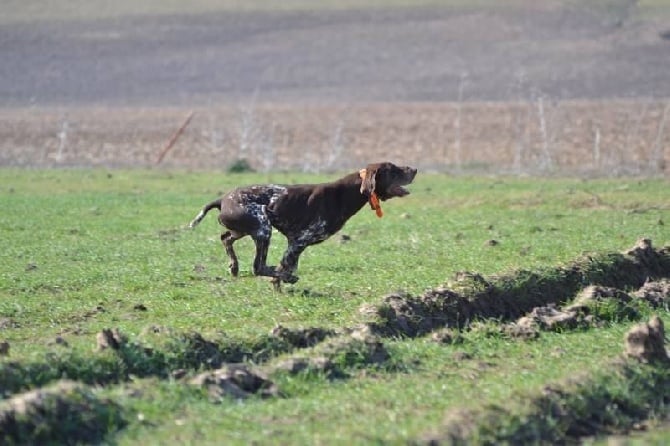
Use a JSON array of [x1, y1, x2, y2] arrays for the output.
[[359, 169, 383, 218]]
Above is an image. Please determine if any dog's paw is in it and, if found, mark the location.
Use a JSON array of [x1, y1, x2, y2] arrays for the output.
[[282, 274, 299, 284]]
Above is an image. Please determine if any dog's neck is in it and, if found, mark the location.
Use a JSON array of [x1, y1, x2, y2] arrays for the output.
[[329, 171, 379, 221], [358, 169, 383, 217]]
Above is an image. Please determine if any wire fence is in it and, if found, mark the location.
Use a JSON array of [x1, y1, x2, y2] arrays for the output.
[[1, 98, 668, 176]]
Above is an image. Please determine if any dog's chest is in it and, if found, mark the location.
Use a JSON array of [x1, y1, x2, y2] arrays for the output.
[[294, 219, 331, 245]]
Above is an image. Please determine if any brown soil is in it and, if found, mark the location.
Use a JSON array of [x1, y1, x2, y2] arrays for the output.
[[3, 2, 670, 106], [189, 364, 279, 401], [624, 315, 669, 363]]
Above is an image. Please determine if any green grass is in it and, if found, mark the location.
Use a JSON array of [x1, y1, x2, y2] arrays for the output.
[[1, 0, 537, 24], [0, 169, 669, 444], [8, 0, 668, 24]]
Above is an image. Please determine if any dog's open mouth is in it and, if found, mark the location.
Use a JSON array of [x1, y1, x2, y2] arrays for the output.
[[390, 184, 411, 197], [390, 170, 416, 197], [375, 165, 417, 201]]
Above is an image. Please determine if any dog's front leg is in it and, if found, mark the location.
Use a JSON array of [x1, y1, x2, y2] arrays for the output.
[[271, 242, 305, 290]]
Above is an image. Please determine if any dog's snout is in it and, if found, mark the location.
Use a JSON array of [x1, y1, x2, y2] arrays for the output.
[[404, 166, 418, 180]]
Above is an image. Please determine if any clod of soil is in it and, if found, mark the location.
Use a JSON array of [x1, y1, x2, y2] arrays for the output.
[[133, 303, 148, 311], [0, 380, 126, 445], [518, 304, 583, 330], [565, 285, 638, 321], [633, 278, 670, 307], [47, 336, 69, 347], [624, 316, 669, 363], [430, 328, 463, 344], [507, 278, 670, 339], [95, 328, 127, 351], [189, 364, 279, 401], [0, 318, 19, 329], [507, 304, 589, 339]]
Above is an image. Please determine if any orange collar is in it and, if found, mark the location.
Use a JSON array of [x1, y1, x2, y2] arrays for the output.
[[359, 169, 383, 218]]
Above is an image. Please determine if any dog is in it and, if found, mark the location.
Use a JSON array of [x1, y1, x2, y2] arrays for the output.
[[189, 162, 417, 289]]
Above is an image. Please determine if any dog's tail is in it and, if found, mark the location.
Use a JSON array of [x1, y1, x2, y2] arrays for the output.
[[188, 199, 222, 229]]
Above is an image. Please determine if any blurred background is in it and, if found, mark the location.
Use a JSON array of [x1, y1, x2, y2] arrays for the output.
[[1, 0, 669, 174]]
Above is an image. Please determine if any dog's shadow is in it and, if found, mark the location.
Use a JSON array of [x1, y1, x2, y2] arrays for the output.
[[285, 287, 329, 298]]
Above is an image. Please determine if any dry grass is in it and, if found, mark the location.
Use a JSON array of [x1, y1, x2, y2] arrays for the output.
[[1, 100, 668, 175]]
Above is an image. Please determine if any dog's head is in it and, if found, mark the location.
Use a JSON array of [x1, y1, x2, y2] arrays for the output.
[[359, 162, 417, 201]]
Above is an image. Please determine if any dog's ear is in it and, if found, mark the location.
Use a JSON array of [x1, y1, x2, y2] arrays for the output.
[[359, 166, 383, 217], [359, 166, 377, 197]]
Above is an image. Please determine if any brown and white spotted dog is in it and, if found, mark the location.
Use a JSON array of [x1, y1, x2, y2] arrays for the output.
[[189, 162, 417, 289]]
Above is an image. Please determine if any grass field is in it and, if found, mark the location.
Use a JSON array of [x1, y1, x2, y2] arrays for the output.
[[3, 0, 668, 23], [1, 168, 669, 444], [0, 0, 559, 23]]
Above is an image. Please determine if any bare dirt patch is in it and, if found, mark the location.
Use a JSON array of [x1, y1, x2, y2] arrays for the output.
[[189, 364, 280, 401], [2, 2, 669, 106], [624, 315, 669, 363]]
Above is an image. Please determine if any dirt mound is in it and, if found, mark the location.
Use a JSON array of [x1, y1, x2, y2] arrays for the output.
[[566, 285, 636, 317], [504, 283, 656, 339], [365, 239, 669, 338], [0, 380, 125, 445], [189, 364, 279, 402], [633, 278, 670, 308], [95, 327, 127, 351], [139, 327, 289, 369], [511, 304, 588, 337], [624, 316, 669, 363], [270, 328, 390, 378]]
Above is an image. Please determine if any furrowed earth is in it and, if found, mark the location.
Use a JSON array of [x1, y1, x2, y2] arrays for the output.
[[1, 240, 668, 444]]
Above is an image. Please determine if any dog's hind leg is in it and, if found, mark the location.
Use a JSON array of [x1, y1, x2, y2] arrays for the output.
[[251, 236, 276, 277], [221, 230, 244, 276], [251, 218, 277, 277]]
